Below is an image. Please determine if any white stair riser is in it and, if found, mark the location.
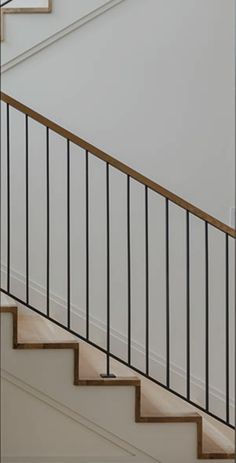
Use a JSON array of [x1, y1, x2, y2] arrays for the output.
[[2, 313, 234, 463]]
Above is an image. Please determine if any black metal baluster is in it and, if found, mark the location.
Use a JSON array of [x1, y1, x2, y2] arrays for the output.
[[0, 104, 1, 294], [101, 162, 115, 378], [186, 211, 190, 400], [25, 115, 29, 304], [6, 103, 10, 293], [127, 175, 131, 365], [86, 150, 89, 339], [145, 186, 149, 376], [205, 222, 209, 412], [67, 139, 71, 329], [46, 127, 50, 317], [225, 234, 229, 424], [166, 198, 170, 387]]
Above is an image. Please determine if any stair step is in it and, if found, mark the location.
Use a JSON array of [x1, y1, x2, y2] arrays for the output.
[[0, 0, 52, 41], [0, 294, 235, 461]]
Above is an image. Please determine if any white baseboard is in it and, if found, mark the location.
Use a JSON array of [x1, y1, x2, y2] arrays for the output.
[[1, 264, 235, 421]]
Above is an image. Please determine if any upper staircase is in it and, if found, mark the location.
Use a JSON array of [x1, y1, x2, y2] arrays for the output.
[[0, 0, 52, 41]]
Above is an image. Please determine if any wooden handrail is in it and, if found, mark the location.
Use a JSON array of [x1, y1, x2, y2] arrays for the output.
[[1, 91, 235, 238]]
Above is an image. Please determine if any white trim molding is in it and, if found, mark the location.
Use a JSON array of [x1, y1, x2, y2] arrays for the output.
[[1, 0, 126, 73]]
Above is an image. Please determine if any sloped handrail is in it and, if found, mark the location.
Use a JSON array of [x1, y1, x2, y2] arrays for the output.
[[1, 91, 235, 238], [1, 91, 235, 430]]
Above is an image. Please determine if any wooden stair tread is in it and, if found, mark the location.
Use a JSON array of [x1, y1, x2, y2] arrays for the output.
[[202, 422, 235, 455], [77, 377, 140, 386], [17, 307, 77, 343], [141, 387, 235, 455], [204, 434, 233, 455], [0, 300, 235, 460]]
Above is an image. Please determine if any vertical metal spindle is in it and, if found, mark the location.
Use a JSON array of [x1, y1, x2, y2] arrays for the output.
[[186, 211, 190, 400], [205, 222, 209, 412], [86, 150, 89, 339], [25, 115, 29, 304], [67, 139, 71, 329], [166, 198, 170, 387], [127, 175, 131, 365], [106, 162, 110, 375], [145, 186, 149, 376], [101, 162, 115, 378], [46, 127, 50, 317], [6, 103, 10, 293], [225, 234, 229, 423], [0, 105, 1, 294]]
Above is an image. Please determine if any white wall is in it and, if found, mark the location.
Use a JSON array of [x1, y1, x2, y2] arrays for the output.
[[2, 379, 137, 462], [1, 0, 235, 420], [2, 0, 235, 223], [2, 0, 48, 6], [3, 310, 234, 463], [1, 0, 117, 64]]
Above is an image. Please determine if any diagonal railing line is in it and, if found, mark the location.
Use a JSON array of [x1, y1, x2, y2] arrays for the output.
[[1, 91, 235, 238], [0, 0, 14, 7], [1, 90, 235, 428]]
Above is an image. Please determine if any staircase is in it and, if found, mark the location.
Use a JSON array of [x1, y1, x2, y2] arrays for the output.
[[0, 91, 235, 461], [1, 297, 235, 461], [0, 0, 52, 41]]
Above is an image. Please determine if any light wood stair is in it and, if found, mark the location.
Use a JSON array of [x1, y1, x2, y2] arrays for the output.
[[0, 0, 52, 41], [0, 297, 235, 461]]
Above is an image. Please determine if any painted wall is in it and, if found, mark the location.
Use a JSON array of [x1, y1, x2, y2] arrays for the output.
[[3, 309, 228, 463], [2, 0, 48, 6], [1, 0, 235, 420], [1, 0, 117, 64]]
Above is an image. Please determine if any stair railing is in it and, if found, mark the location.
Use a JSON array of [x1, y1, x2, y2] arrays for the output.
[[0, 0, 15, 6], [0, 91, 235, 428]]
